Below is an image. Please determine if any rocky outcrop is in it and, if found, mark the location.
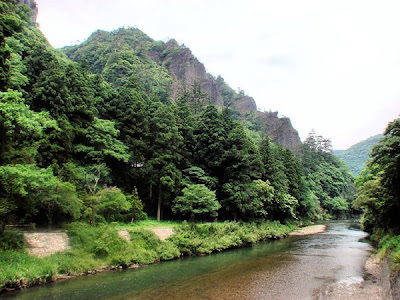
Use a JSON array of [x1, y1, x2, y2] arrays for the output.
[[160, 41, 301, 148], [19, 0, 38, 22], [255, 111, 302, 148], [232, 96, 258, 113], [164, 40, 224, 107]]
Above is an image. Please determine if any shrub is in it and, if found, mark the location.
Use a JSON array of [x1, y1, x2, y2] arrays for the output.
[[0, 229, 25, 250]]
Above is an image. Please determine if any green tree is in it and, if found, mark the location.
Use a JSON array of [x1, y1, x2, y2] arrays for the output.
[[125, 187, 147, 222], [82, 186, 131, 224], [324, 197, 349, 217], [0, 89, 58, 164], [0, 164, 81, 231], [194, 105, 226, 180], [355, 118, 400, 232], [222, 180, 274, 220], [172, 184, 220, 220], [97, 187, 131, 222], [146, 104, 183, 220]]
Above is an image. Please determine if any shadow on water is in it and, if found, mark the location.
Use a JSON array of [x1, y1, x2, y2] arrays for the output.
[[4, 220, 372, 300]]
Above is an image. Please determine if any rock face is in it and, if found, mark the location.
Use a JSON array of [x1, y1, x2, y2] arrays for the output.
[[19, 0, 38, 22], [155, 40, 301, 148], [255, 111, 302, 148], [163, 40, 224, 107]]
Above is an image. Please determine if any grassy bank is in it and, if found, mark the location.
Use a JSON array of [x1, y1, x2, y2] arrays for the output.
[[0, 221, 295, 293], [373, 231, 400, 271]]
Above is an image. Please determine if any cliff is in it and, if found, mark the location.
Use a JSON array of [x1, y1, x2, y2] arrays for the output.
[[63, 28, 302, 148], [19, 0, 38, 22]]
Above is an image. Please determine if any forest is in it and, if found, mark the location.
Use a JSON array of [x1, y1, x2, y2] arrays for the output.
[[0, 0, 357, 232], [0, 0, 356, 230]]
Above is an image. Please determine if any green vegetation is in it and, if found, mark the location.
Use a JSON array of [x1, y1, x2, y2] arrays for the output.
[[0, 1, 356, 230], [172, 184, 220, 220], [115, 218, 182, 229], [170, 221, 295, 255], [0, 221, 292, 291], [354, 118, 400, 233], [334, 134, 382, 176], [374, 234, 400, 271], [353, 118, 400, 270]]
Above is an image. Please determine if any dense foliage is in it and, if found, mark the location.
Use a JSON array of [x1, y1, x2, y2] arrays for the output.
[[354, 118, 400, 234], [333, 134, 382, 176], [0, 1, 355, 233]]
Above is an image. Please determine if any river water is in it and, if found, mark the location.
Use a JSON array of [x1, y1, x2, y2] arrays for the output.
[[5, 220, 372, 300]]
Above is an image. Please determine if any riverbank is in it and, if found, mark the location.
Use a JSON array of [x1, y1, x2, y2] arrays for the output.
[[289, 224, 326, 236], [0, 221, 318, 294], [316, 232, 400, 299]]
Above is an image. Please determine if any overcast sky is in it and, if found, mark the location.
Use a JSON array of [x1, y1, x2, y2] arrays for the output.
[[35, 0, 399, 149]]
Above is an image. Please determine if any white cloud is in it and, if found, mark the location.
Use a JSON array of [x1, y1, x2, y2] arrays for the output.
[[36, 0, 400, 149]]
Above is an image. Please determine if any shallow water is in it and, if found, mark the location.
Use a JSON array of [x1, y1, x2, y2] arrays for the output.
[[4, 220, 371, 300]]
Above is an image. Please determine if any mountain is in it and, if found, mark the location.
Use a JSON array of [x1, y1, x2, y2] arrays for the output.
[[333, 134, 382, 176], [62, 28, 301, 149]]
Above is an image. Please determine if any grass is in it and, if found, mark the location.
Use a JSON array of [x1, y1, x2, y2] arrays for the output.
[[0, 222, 181, 291], [114, 218, 182, 229], [169, 221, 295, 255], [0, 220, 296, 292], [374, 233, 400, 271]]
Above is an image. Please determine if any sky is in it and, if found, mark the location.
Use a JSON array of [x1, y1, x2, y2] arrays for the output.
[[35, 0, 400, 149]]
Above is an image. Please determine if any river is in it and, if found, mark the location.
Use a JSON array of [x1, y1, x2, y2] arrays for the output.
[[4, 220, 374, 300]]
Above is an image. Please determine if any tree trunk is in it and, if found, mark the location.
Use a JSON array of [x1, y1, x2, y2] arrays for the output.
[[233, 211, 238, 221], [47, 214, 53, 230], [46, 204, 53, 230], [157, 185, 162, 221], [0, 219, 6, 233], [149, 182, 153, 201]]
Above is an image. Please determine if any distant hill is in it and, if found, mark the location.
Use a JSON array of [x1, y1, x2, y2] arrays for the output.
[[333, 134, 382, 176]]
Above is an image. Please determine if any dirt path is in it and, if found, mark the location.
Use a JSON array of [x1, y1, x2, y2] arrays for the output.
[[24, 232, 70, 257], [289, 224, 327, 236], [147, 227, 174, 241]]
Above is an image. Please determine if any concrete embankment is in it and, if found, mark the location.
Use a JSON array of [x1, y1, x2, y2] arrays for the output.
[[24, 232, 70, 257]]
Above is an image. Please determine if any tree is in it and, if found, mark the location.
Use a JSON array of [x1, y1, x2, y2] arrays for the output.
[[82, 186, 131, 224], [282, 148, 302, 201], [0, 164, 81, 231], [97, 187, 131, 222], [324, 197, 349, 217], [75, 117, 130, 185], [125, 187, 147, 223], [181, 166, 216, 189], [222, 180, 274, 220], [194, 105, 226, 179], [355, 117, 400, 232], [146, 103, 183, 220], [172, 184, 220, 220], [0, 89, 58, 164]]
